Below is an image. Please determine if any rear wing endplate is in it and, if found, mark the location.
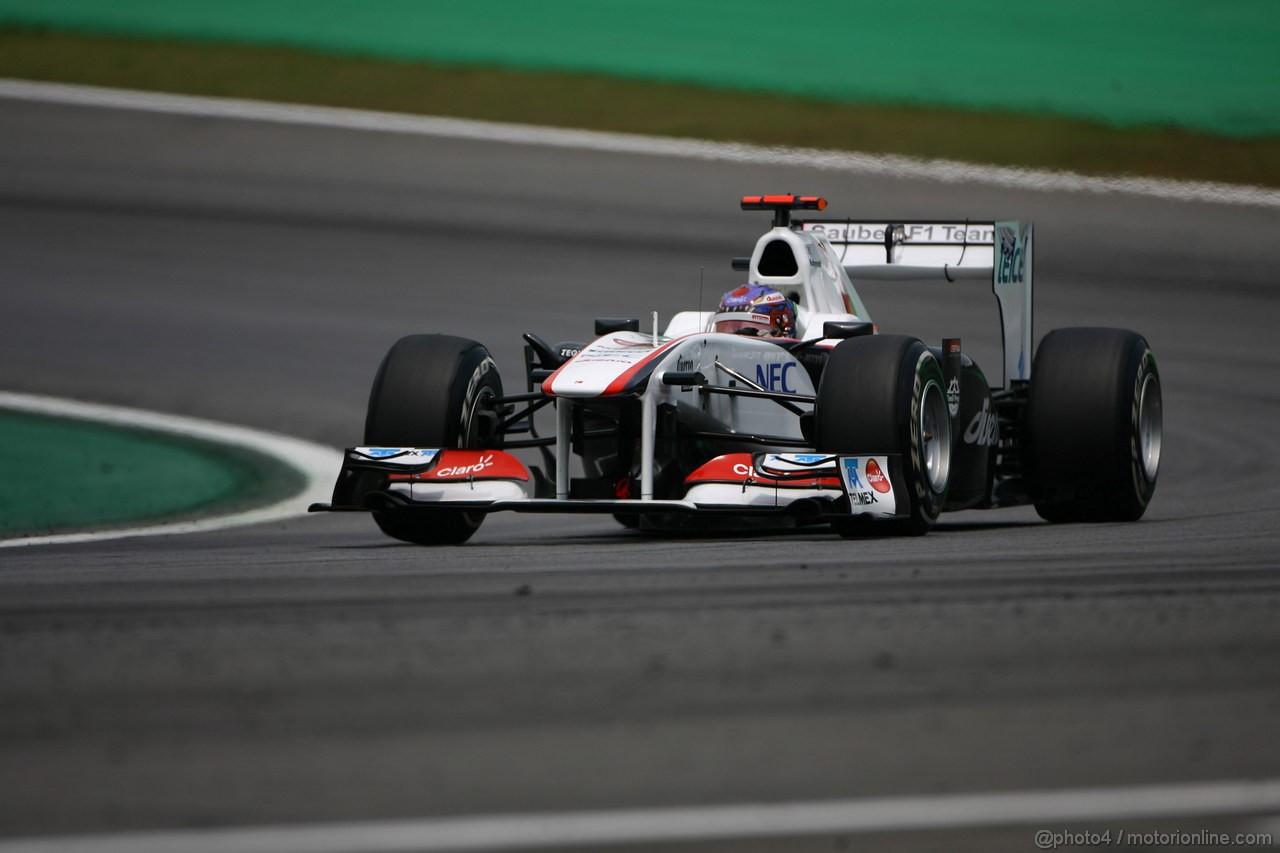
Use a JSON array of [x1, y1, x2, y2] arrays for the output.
[[801, 220, 1034, 387]]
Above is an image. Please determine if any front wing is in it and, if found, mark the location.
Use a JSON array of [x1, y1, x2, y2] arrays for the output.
[[309, 447, 908, 522]]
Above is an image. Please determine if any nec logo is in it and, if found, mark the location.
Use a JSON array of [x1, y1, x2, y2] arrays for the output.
[[755, 362, 797, 392]]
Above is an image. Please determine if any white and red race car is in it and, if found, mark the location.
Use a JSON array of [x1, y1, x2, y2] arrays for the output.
[[311, 195, 1162, 544]]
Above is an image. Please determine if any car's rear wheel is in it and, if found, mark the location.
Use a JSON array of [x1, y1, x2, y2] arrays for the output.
[[1027, 327, 1161, 522], [814, 334, 951, 536], [364, 334, 503, 544]]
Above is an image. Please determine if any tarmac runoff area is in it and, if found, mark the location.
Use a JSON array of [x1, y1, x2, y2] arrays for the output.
[[0, 392, 340, 547]]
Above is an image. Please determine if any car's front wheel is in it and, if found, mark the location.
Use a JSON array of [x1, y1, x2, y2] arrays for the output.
[[814, 334, 951, 536], [364, 334, 503, 544]]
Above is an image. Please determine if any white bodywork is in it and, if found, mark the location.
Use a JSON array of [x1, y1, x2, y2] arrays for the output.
[[541, 216, 1033, 504], [664, 223, 872, 340], [321, 204, 1035, 527], [543, 331, 815, 500], [803, 220, 1034, 386]]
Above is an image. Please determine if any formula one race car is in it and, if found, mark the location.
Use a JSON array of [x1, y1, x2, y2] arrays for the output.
[[311, 194, 1163, 544]]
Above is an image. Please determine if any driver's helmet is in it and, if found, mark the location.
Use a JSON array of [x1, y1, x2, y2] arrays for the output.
[[710, 285, 797, 339]]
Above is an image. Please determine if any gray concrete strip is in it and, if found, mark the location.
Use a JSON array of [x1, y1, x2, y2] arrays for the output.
[[1, 79, 1277, 209], [1, 778, 1277, 852]]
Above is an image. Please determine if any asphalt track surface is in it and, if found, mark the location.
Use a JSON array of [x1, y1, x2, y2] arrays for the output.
[[1, 94, 1279, 850]]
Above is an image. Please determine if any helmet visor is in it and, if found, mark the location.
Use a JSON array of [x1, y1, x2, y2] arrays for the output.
[[711, 312, 772, 336]]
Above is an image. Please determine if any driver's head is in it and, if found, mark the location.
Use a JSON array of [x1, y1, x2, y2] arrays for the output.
[[711, 285, 796, 339]]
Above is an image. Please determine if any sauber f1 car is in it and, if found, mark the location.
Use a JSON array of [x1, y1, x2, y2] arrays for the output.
[[311, 195, 1163, 544]]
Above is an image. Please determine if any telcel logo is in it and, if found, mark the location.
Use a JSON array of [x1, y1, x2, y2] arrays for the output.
[[998, 226, 1028, 285]]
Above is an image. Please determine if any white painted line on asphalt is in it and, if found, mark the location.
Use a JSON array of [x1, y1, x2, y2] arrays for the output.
[[0, 391, 341, 548], [1, 778, 1277, 852], [2, 78, 1277, 209]]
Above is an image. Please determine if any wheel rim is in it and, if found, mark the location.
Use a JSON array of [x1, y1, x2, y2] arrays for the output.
[[457, 383, 498, 528], [459, 388, 494, 448], [920, 379, 952, 493], [1138, 371, 1162, 482]]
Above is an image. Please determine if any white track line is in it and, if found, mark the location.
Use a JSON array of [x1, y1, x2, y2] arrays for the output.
[[0, 392, 341, 548], [2, 78, 1277, 209], [1, 778, 1277, 852]]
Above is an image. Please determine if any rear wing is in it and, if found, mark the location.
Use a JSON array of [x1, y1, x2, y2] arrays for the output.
[[801, 220, 1034, 387]]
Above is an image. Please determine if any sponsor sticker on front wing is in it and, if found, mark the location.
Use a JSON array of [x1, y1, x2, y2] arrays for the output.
[[839, 456, 897, 516], [351, 447, 440, 464]]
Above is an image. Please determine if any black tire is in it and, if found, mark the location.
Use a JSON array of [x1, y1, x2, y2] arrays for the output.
[[364, 334, 503, 544], [814, 335, 952, 536], [1027, 327, 1161, 522]]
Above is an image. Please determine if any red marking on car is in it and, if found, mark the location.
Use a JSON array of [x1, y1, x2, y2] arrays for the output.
[[684, 454, 840, 488], [386, 450, 529, 481], [741, 194, 827, 210], [426, 450, 529, 480], [540, 337, 683, 397], [600, 338, 683, 396], [866, 458, 891, 493]]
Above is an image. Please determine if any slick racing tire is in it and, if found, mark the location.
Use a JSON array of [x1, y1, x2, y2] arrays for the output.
[[364, 334, 503, 545], [1027, 327, 1161, 522], [815, 335, 951, 536]]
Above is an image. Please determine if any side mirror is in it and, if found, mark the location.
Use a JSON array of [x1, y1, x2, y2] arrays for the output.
[[595, 317, 640, 335], [823, 321, 875, 340], [660, 371, 706, 387]]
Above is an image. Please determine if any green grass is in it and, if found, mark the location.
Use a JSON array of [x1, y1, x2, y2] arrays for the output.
[[3, 27, 1277, 188], [0, 409, 304, 537]]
